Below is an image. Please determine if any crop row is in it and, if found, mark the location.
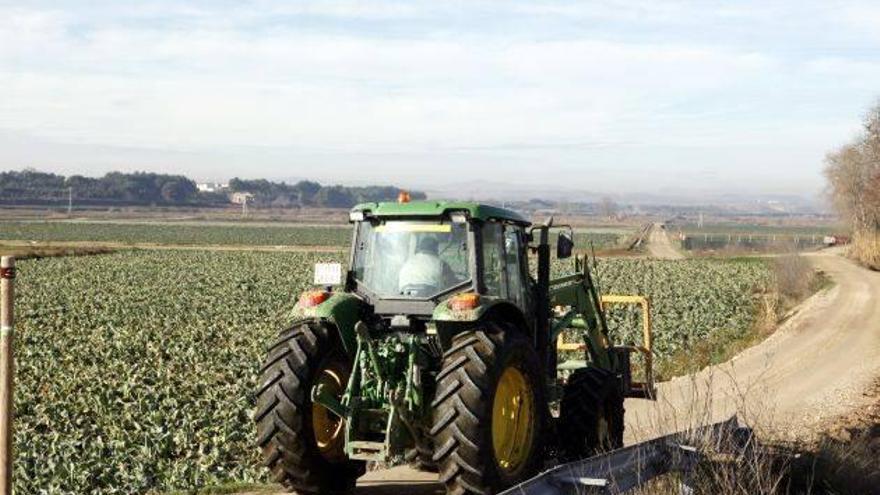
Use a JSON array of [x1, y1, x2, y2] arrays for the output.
[[0, 221, 627, 250], [0, 221, 351, 247]]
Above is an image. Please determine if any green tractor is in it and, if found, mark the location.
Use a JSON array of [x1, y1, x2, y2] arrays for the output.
[[254, 201, 655, 495]]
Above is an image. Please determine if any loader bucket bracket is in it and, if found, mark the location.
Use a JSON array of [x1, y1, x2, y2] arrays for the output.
[[600, 295, 656, 400]]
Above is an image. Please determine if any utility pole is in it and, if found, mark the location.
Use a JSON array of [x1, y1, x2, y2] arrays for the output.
[[0, 256, 15, 495], [242, 195, 248, 218], [67, 187, 73, 216]]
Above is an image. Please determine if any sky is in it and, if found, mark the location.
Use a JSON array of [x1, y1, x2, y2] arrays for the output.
[[1, 1, 879, 198]]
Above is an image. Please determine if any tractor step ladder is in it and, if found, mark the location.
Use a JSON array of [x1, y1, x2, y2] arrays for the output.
[[349, 441, 386, 461]]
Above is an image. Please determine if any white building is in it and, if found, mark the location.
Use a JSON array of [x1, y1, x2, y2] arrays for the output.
[[197, 182, 229, 193]]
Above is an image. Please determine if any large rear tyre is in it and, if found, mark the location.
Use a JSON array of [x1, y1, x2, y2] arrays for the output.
[[254, 321, 365, 494], [558, 367, 625, 462], [432, 325, 545, 495]]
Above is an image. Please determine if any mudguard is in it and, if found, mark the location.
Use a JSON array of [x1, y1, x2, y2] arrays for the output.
[[292, 292, 363, 355], [433, 296, 529, 330]]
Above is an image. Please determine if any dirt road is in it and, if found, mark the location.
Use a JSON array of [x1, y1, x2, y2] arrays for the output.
[[645, 223, 685, 260], [626, 251, 880, 441], [252, 251, 880, 494]]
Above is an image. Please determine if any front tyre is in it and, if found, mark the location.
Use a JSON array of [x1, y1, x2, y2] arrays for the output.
[[432, 325, 545, 495], [254, 321, 365, 494]]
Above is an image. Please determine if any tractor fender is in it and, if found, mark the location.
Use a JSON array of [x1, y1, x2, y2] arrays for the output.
[[291, 292, 363, 355], [433, 297, 530, 338]]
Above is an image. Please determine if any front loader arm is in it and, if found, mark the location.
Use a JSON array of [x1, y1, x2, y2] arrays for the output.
[[550, 260, 657, 400], [548, 262, 613, 370]]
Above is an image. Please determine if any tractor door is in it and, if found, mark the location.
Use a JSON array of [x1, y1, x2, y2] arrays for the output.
[[503, 225, 531, 314]]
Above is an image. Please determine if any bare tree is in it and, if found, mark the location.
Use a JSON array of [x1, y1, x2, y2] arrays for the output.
[[825, 101, 880, 268]]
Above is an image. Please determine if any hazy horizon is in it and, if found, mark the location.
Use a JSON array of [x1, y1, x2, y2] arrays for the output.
[[3, 1, 879, 197]]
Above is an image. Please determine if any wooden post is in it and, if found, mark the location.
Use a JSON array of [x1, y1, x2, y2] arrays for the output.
[[0, 256, 14, 495]]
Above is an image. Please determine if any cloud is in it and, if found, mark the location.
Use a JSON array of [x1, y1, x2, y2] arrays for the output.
[[0, 1, 877, 194], [0, 15, 781, 150]]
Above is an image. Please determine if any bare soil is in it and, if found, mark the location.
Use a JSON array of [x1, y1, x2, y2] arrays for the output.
[[645, 223, 685, 260]]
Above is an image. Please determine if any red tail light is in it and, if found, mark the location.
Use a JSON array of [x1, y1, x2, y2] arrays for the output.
[[299, 290, 330, 308], [449, 293, 480, 311]]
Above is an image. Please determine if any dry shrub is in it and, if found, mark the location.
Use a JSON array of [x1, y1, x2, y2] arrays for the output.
[[751, 253, 821, 333], [755, 291, 779, 333], [850, 230, 880, 270], [824, 101, 880, 270], [772, 254, 813, 301]]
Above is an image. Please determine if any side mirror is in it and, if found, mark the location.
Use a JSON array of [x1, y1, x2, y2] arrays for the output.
[[557, 232, 574, 259]]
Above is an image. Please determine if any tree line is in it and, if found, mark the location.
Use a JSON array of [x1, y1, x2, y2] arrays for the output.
[[825, 102, 880, 269], [227, 178, 426, 208], [0, 169, 423, 209]]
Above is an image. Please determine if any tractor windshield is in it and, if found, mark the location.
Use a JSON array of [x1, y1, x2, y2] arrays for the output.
[[353, 220, 470, 298]]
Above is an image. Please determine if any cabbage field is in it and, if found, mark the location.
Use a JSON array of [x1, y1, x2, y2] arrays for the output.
[[0, 221, 350, 247], [593, 258, 772, 355], [12, 251, 771, 493]]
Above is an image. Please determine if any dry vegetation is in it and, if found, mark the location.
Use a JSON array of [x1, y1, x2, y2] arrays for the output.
[[628, 375, 880, 495], [0, 243, 113, 259], [788, 379, 880, 495], [825, 101, 880, 270]]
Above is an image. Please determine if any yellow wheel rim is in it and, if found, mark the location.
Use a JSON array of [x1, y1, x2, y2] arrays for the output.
[[491, 365, 535, 475], [312, 364, 347, 461]]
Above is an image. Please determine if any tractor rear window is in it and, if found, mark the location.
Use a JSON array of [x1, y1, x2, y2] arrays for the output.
[[353, 220, 470, 298]]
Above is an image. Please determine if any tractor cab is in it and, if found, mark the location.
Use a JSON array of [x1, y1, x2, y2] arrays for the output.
[[350, 216, 471, 300], [255, 199, 655, 495], [346, 202, 545, 320]]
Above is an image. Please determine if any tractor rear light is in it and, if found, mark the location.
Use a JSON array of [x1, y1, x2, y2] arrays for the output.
[[449, 293, 480, 311], [299, 290, 330, 308]]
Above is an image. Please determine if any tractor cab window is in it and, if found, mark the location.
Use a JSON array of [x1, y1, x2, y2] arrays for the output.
[[504, 226, 527, 309], [353, 220, 470, 298], [481, 222, 505, 297]]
